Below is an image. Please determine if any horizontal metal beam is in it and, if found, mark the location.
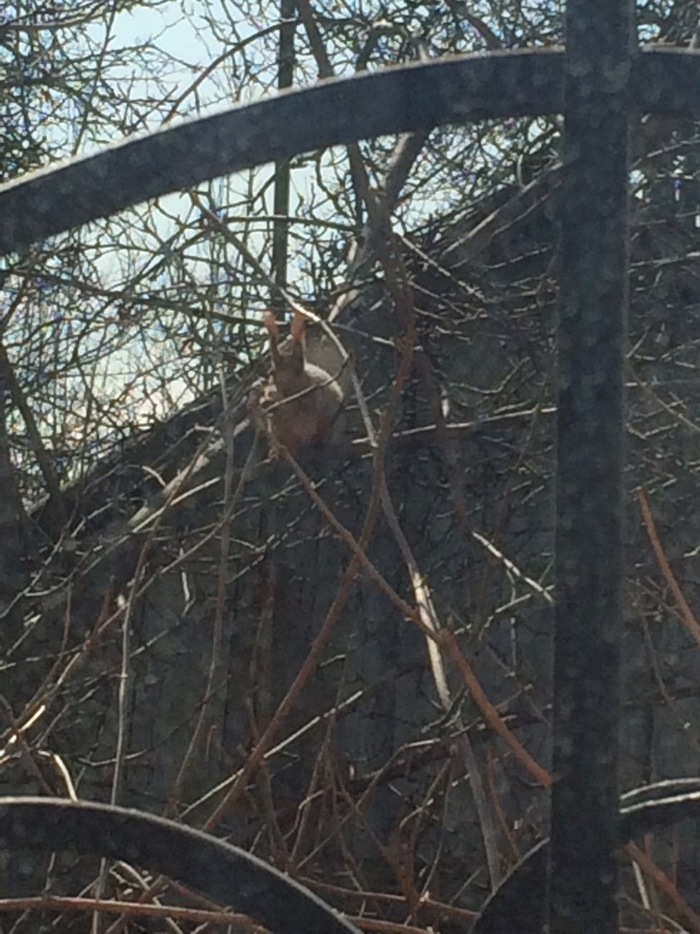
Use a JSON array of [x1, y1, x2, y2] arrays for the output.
[[0, 48, 698, 256]]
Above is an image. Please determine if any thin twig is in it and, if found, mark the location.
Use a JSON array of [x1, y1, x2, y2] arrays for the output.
[[638, 487, 700, 647]]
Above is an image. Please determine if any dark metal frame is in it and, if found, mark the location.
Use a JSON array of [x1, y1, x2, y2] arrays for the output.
[[472, 779, 700, 932], [1, 46, 699, 256], [2, 1, 700, 930], [0, 797, 360, 932]]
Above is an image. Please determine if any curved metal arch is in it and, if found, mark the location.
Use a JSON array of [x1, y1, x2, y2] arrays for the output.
[[0, 797, 360, 933], [1, 47, 699, 256]]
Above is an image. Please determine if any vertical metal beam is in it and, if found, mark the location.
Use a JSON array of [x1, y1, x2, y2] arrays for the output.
[[550, 1, 634, 931]]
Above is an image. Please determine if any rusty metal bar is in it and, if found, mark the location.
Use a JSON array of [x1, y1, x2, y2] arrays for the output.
[[549, 1, 634, 931]]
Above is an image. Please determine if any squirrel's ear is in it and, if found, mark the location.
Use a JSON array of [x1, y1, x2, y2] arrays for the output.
[[290, 311, 307, 342], [263, 310, 279, 340]]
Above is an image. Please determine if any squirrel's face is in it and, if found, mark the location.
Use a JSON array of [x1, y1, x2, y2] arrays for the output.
[[273, 341, 306, 392]]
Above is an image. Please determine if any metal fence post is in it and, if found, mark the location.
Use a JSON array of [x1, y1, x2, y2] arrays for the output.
[[550, 1, 634, 930]]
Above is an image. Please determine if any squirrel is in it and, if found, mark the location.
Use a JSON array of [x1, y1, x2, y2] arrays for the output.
[[248, 310, 346, 456]]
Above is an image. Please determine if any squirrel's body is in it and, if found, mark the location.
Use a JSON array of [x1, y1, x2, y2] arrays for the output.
[[249, 310, 345, 455]]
